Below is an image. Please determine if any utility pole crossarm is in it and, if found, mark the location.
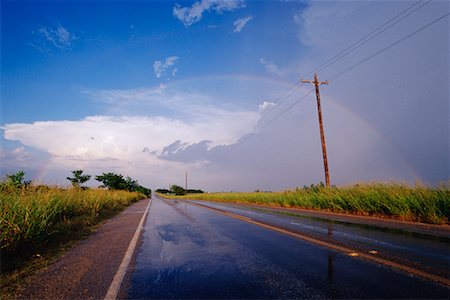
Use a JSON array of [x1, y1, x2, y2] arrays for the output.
[[301, 76, 329, 86]]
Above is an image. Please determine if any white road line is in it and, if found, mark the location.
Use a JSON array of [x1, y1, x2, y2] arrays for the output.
[[104, 198, 152, 300]]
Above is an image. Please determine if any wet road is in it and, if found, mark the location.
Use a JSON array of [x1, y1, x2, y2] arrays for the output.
[[189, 200, 450, 278], [125, 195, 449, 299]]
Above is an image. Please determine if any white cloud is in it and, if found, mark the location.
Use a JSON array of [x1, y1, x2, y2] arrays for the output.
[[1, 82, 267, 188], [1, 76, 425, 190], [233, 15, 253, 32], [260, 58, 282, 76], [84, 86, 232, 118], [83, 86, 164, 104], [0, 147, 31, 163], [165, 56, 178, 66], [153, 56, 179, 78], [32, 24, 76, 51], [2, 109, 258, 163], [155, 90, 419, 190], [173, 0, 246, 26], [258, 101, 276, 112]]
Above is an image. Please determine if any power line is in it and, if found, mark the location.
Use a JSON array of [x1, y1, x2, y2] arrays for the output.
[[230, 0, 432, 143], [217, 1, 431, 158], [230, 80, 301, 141], [259, 8, 449, 135], [209, 88, 315, 162], [309, 0, 432, 77], [204, 76, 306, 164], [207, 3, 447, 164], [328, 11, 449, 81], [259, 89, 315, 131]]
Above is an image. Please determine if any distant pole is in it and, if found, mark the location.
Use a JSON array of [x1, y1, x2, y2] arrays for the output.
[[301, 73, 331, 188], [185, 171, 188, 192]]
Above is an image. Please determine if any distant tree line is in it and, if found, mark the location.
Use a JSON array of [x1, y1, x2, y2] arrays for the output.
[[2, 170, 151, 197], [94, 172, 151, 197], [155, 185, 204, 196]]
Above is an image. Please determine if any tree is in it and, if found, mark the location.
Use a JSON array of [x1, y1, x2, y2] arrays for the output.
[[170, 184, 186, 195], [95, 172, 151, 197], [95, 172, 127, 190], [187, 189, 204, 194], [5, 170, 31, 187], [66, 170, 91, 188], [125, 176, 139, 191], [155, 188, 171, 194]]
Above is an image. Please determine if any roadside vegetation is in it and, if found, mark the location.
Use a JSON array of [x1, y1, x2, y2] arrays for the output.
[[167, 182, 450, 225], [0, 170, 150, 296]]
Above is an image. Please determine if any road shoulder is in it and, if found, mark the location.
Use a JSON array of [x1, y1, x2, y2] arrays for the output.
[[15, 198, 150, 300]]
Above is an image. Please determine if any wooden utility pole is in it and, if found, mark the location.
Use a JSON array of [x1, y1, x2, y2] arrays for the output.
[[185, 171, 188, 192], [301, 73, 331, 188]]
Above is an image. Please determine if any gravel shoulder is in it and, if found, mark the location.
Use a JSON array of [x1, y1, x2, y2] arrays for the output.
[[15, 198, 150, 300]]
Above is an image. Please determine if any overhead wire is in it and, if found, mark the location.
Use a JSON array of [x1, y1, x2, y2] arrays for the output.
[[206, 80, 304, 162], [218, 0, 430, 152], [258, 89, 315, 131], [328, 11, 449, 81], [233, 0, 432, 141], [208, 0, 446, 164], [258, 6, 449, 141], [208, 88, 315, 161], [308, 0, 432, 77], [248, 0, 432, 138], [229, 80, 301, 141]]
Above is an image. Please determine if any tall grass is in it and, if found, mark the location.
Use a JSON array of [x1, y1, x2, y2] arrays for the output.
[[0, 184, 145, 255], [172, 183, 450, 224]]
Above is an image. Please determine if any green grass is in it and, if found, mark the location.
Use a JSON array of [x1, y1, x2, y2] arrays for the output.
[[170, 183, 450, 224], [0, 184, 146, 275]]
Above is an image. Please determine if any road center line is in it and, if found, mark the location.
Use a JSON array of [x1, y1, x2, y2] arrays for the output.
[[183, 200, 450, 288], [104, 198, 152, 300]]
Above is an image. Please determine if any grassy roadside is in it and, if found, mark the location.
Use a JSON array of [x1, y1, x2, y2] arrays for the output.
[[168, 183, 450, 225], [0, 185, 146, 297]]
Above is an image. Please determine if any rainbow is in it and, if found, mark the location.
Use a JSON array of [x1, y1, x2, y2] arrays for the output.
[[36, 74, 420, 183]]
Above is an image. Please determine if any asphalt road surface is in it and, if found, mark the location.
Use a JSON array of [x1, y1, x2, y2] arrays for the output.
[[123, 195, 449, 299], [188, 199, 450, 279]]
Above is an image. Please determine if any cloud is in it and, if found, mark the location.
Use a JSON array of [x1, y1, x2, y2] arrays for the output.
[[155, 91, 419, 191], [83, 85, 253, 121], [2, 106, 258, 163], [159, 140, 225, 163], [258, 101, 276, 112], [0, 146, 51, 182], [0, 147, 32, 164], [173, 0, 246, 26], [1, 77, 424, 190], [233, 15, 253, 32], [32, 24, 76, 51], [1, 82, 268, 188], [293, 1, 449, 184], [153, 56, 179, 78], [83, 86, 165, 104], [260, 58, 282, 76]]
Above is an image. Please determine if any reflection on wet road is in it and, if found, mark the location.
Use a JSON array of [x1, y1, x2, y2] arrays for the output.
[[189, 200, 450, 277], [125, 196, 449, 299]]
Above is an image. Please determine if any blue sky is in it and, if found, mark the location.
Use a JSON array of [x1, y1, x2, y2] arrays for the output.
[[1, 0, 449, 190]]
